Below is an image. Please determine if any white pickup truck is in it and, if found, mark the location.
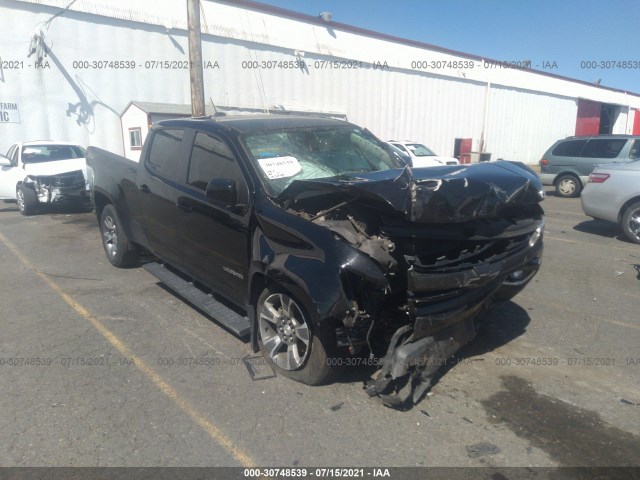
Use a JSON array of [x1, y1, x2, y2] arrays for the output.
[[0, 141, 90, 215]]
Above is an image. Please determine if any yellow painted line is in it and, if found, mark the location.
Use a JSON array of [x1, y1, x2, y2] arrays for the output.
[[0, 231, 258, 468], [545, 235, 640, 254]]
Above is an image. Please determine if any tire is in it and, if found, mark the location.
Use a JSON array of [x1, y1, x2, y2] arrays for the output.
[[99, 204, 140, 267], [16, 185, 38, 216], [621, 201, 640, 244], [256, 287, 342, 385], [555, 174, 582, 198]]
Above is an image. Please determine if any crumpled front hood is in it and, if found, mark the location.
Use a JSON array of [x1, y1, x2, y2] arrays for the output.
[[23, 158, 87, 177], [279, 160, 545, 223]]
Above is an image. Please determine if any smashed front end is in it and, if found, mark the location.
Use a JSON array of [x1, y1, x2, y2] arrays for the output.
[[281, 161, 544, 407], [24, 170, 89, 204]]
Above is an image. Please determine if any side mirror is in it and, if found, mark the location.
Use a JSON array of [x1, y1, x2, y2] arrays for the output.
[[0, 156, 12, 167], [205, 178, 237, 207]]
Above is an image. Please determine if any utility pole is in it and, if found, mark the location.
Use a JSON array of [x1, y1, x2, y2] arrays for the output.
[[187, 0, 206, 116]]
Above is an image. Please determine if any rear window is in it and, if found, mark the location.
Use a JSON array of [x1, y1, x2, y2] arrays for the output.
[[580, 139, 627, 159], [551, 139, 587, 157]]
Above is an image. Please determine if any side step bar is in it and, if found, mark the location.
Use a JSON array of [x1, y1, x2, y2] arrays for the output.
[[143, 262, 251, 337]]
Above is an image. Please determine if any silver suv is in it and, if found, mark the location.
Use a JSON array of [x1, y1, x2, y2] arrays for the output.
[[539, 135, 640, 197]]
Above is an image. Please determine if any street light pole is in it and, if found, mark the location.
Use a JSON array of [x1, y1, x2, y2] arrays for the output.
[[187, 0, 206, 117]]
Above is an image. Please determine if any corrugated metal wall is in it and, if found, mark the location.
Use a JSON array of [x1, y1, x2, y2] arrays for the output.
[[487, 87, 578, 162], [2, 0, 640, 163]]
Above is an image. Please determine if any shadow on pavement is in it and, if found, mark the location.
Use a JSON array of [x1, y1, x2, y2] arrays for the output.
[[335, 301, 531, 393], [573, 219, 639, 245]]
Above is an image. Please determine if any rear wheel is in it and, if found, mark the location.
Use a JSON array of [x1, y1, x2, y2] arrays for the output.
[[16, 185, 38, 216], [257, 287, 341, 385], [621, 201, 640, 244], [100, 204, 140, 267], [555, 174, 582, 198]]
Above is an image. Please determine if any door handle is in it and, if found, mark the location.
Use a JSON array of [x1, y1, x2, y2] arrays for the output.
[[176, 200, 193, 212], [138, 184, 150, 193]]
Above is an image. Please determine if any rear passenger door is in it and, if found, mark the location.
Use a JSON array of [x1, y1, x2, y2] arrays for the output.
[[136, 128, 187, 267], [177, 130, 251, 307], [579, 138, 628, 174]]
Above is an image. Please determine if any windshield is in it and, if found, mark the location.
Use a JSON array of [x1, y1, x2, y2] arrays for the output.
[[21, 145, 86, 164], [406, 143, 437, 156], [242, 125, 401, 195]]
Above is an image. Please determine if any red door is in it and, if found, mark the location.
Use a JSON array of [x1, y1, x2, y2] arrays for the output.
[[458, 138, 472, 164], [575, 99, 600, 136], [633, 109, 640, 135]]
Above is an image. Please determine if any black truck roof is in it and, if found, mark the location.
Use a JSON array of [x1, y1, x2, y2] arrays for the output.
[[154, 114, 351, 136]]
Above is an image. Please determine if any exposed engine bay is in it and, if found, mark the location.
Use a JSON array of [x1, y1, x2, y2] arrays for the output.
[[279, 162, 545, 407]]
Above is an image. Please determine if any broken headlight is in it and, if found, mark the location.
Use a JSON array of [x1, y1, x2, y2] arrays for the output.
[[528, 220, 544, 248]]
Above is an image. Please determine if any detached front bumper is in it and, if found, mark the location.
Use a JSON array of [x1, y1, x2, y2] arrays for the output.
[[366, 231, 543, 408]]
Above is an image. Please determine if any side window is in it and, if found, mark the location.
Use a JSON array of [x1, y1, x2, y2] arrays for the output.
[[187, 132, 248, 205], [581, 139, 627, 159], [629, 139, 640, 160], [146, 129, 184, 180], [551, 139, 587, 157], [129, 128, 142, 150]]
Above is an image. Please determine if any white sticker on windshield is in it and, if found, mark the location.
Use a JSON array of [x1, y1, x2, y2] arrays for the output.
[[257, 156, 302, 180], [22, 148, 41, 154]]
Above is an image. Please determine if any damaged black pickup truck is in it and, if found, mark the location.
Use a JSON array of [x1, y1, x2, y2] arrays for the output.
[[88, 115, 544, 406]]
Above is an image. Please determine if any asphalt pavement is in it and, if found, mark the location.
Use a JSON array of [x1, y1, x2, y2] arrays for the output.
[[0, 189, 639, 472]]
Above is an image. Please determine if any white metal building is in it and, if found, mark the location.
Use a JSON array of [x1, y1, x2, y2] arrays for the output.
[[2, 0, 640, 164]]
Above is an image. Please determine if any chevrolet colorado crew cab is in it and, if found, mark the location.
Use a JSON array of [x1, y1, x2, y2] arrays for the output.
[[88, 115, 545, 406]]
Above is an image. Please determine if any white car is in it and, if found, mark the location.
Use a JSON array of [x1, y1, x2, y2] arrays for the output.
[[387, 140, 459, 167], [581, 160, 640, 244], [0, 141, 90, 215]]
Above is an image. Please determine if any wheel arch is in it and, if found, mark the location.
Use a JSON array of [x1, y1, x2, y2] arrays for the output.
[[92, 188, 113, 221], [552, 170, 582, 185], [247, 270, 342, 353], [618, 195, 640, 223]]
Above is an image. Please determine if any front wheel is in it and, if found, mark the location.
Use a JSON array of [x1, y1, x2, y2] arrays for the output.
[[16, 185, 38, 216], [99, 204, 140, 267], [257, 288, 342, 385], [621, 201, 640, 244]]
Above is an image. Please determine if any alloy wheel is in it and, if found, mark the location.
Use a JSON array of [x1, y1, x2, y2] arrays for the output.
[[16, 189, 24, 213], [627, 208, 640, 242], [102, 215, 118, 258], [259, 293, 311, 370]]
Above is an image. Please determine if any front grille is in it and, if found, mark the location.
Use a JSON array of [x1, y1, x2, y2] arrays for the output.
[[39, 170, 85, 189], [410, 234, 530, 274]]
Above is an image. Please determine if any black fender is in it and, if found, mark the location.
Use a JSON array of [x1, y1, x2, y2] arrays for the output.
[[247, 224, 389, 351]]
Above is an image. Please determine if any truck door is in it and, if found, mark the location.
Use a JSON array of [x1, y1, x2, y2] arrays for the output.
[[177, 131, 251, 307], [136, 128, 187, 267]]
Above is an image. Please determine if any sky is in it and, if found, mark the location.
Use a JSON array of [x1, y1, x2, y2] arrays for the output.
[[254, 0, 640, 93]]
